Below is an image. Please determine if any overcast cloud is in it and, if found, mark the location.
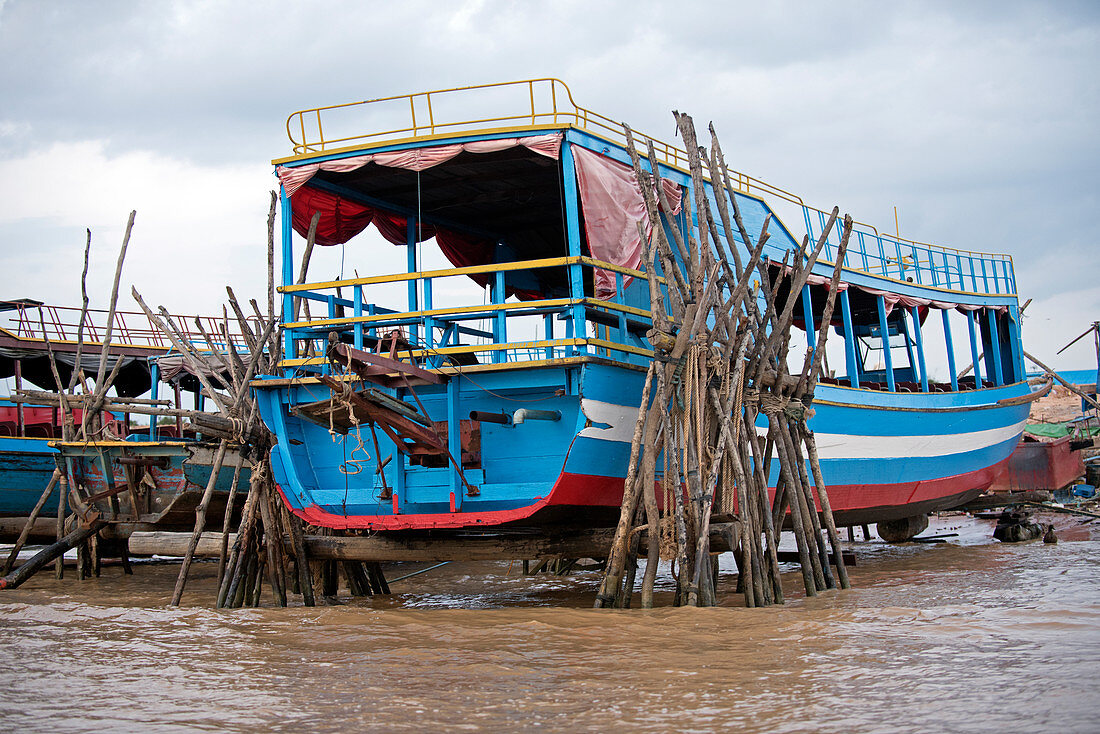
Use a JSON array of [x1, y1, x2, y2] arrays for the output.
[[0, 0, 1097, 368]]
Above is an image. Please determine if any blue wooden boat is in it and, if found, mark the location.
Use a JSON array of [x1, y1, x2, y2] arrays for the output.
[[254, 79, 1042, 533], [0, 300, 249, 526], [0, 299, 162, 519], [52, 439, 250, 529]]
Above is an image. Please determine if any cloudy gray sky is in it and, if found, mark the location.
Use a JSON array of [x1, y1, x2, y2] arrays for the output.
[[0, 0, 1097, 368]]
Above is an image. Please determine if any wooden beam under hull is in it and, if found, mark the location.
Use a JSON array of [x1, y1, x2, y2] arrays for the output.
[[126, 522, 742, 562]]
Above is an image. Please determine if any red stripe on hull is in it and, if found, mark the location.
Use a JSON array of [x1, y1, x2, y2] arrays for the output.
[[277, 459, 1008, 530]]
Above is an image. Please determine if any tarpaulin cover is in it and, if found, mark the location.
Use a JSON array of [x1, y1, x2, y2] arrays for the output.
[[572, 146, 682, 299], [156, 353, 252, 385], [276, 134, 563, 197], [0, 346, 149, 397]]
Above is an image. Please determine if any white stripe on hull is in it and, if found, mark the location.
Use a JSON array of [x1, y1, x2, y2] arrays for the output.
[[580, 398, 1026, 460]]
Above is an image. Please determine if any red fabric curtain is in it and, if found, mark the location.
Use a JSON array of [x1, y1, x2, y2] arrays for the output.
[[291, 187, 374, 246], [435, 229, 495, 288], [290, 186, 544, 299]]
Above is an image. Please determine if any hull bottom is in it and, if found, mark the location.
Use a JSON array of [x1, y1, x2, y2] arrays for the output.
[[278, 457, 1009, 532]]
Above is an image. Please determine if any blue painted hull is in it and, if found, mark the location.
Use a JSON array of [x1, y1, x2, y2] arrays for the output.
[[257, 361, 1031, 529], [0, 436, 60, 517]]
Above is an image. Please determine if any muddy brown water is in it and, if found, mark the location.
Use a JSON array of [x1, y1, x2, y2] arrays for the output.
[[1, 514, 1097, 733]]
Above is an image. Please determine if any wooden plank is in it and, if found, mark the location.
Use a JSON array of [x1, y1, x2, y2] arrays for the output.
[[125, 522, 742, 562], [0, 517, 60, 542], [330, 342, 443, 386]]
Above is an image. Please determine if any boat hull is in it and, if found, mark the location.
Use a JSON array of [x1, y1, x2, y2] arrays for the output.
[[55, 441, 251, 530], [258, 361, 1031, 530], [0, 436, 61, 517]]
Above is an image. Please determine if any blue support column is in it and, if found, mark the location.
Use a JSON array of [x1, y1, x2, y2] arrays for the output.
[[406, 219, 419, 346], [801, 284, 816, 365], [941, 309, 959, 392], [280, 186, 295, 372], [840, 289, 860, 388], [448, 377, 461, 511], [423, 277, 434, 349], [967, 310, 984, 388], [561, 141, 586, 355], [492, 271, 506, 364], [910, 307, 929, 392], [1007, 305, 1024, 382], [987, 308, 1004, 385], [148, 360, 159, 438], [876, 296, 896, 391], [543, 313, 554, 359], [615, 272, 627, 342], [353, 285, 364, 350]]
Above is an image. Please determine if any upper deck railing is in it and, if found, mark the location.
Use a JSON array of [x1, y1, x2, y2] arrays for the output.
[[277, 256, 656, 373], [0, 301, 263, 352], [284, 78, 1016, 297]]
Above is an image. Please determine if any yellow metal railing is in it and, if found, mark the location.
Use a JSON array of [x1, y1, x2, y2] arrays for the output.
[[278, 255, 657, 295], [283, 79, 1015, 295], [280, 255, 659, 370]]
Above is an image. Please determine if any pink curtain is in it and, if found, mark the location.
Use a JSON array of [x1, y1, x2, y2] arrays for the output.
[[572, 146, 682, 299], [277, 134, 563, 197], [859, 285, 1005, 316]]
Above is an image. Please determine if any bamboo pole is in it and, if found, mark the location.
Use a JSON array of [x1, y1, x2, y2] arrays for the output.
[[170, 439, 229, 605], [0, 520, 107, 591]]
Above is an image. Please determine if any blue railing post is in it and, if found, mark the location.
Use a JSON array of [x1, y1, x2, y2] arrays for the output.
[[280, 186, 296, 372], [910, 307, 929, 392], [840, 289, 860, 388], [941, 309, 959, 392], [876, 296, 896, 392]]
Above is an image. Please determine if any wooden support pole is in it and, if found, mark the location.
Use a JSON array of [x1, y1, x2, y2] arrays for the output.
[[171, 439, 229, 606], [0, 520, 107, 591]]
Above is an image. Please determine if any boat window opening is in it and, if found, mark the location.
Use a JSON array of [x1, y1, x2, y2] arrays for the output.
[[279, 143, 655, 370], [784, 277, 1005, 394]]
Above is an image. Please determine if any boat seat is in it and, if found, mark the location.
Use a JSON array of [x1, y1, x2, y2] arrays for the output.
[[24, 424, 54, 439]]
